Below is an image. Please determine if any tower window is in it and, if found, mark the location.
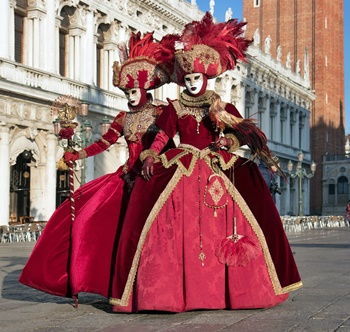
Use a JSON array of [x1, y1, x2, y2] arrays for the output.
[[254, 0, 261, 7]]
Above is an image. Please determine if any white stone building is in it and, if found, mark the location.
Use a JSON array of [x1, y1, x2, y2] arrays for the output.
[[0, 0, 314, 225]]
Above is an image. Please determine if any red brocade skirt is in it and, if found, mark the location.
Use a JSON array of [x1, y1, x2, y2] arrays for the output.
[[19, 166, 130, 298], [110, 148, 301, 312]]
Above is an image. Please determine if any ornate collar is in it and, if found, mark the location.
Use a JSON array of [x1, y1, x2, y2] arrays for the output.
[[128, 99, 154, 113], [179, 90, 217, 107]]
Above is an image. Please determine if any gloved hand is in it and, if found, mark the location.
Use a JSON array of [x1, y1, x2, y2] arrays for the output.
[[141, 156, 155, 181], [211, 137, 230, 150], [64, 150, 80, 164]]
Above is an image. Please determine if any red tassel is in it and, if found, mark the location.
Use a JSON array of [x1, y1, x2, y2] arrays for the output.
[[215, 235, 260, 267]]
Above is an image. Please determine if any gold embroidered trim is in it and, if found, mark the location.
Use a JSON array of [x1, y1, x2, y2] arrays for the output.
[[78, 150, 87, 159], [115, 112, 125, 127], [110, 127, 121, 136], [179, 90, 216, 107], [124, 104, 158, 142], [109, 168, 184, 307], [281, 281, 303, 293], [109, 159, 300, 307], [175, 44, 222, 79], [221, 173, 286, 295], [139, 149, 158, 162], [225, 133, 240, 153], [101, 138, 111, 147], [157, 145, 238, 176], [128, 100, 154, 114]]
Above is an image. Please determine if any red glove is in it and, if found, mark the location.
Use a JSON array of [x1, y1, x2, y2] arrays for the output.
[[141, 156, 155, 181], [211, 137, 230, 150], [64, 151, 80, 163]]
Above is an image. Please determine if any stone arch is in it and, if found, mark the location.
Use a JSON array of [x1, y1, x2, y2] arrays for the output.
[[9, 127, 40, 166]]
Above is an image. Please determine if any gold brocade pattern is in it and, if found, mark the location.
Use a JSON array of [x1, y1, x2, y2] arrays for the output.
[[208, 178, 225, 204], [113, 56, 169, 90], [179, 90, 218, 107], [123, 103, 158, 142], [176, 105, 209, 123], [225, 133, 240, 153], [109, 168, 184, 307], [101, 138, 111, 147], [175, 44, 222, 78], [114, 112, 126, 127], [222, 175, 303, 295], [109, 157, 301, 307]]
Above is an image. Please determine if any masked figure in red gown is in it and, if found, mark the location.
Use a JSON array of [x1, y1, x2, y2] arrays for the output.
[[19, 32, 177, 304], [110, 13, 302, 313]]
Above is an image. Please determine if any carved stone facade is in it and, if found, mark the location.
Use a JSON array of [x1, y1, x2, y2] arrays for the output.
[[0, 0, 314, 225]]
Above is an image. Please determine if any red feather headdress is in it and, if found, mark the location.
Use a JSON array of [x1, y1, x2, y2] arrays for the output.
[[173, 12, 252, 84], [113, 32, 179, 90]]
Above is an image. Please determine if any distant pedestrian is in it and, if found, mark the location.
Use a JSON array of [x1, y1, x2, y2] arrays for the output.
[[258, 155, 281, 203], [346, 200, 350, 221]]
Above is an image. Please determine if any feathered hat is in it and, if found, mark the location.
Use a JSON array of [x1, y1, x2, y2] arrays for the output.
[[113, 32, 179, 90], [173, 12, 252, 84]]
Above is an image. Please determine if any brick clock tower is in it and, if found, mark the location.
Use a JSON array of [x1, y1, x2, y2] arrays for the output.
[[243, 0, 345, 215]]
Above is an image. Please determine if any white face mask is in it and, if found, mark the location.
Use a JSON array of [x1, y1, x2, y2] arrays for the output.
[[184, 73, 204, 95], [125, 88, 142, 106]]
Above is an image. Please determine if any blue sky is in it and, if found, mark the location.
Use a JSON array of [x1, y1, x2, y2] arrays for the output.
[[194, 0, 350, 134]]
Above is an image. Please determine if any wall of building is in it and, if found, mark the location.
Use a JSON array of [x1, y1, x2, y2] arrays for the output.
[[0, 0, 315, 225], [242, 0, 345, 215]]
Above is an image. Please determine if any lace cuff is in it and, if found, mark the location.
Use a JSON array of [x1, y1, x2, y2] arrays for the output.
[[139, 149, 158, 162], [225, 133, 240, 153]]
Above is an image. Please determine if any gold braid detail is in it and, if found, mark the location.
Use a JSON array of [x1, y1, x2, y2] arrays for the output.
[[221, 172, 302, 295], [109, 168, 184, 307], [139, 149, 158, 162], [224, 133, 240, 153]]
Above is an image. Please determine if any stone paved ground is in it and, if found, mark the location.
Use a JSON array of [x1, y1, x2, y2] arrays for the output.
[[0, 227, 349, 332]]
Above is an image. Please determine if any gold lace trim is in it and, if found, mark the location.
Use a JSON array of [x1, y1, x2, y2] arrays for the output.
[[139, 149, 158, 162], [101, 138, 111, 147], [110, 127, 120, 135], [110, 155, 298, 307], [179, 90, 217, 107], [221, 173, 288, 295], [109, 168, 183, 307], [124, 105, 158, 142], [225, 133, 240, 153], [282, 281, 303, 293]]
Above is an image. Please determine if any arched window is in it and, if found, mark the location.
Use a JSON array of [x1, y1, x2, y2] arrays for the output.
[[337, 176, 348, 195]]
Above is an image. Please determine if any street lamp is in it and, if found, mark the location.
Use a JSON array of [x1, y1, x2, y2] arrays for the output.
[[287, 151, 317, 216], [51, 96, 111, 185]]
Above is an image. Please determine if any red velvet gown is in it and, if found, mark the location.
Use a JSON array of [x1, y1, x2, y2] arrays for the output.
[[110, 91, 302, 312], [19, 100, 175, 299]]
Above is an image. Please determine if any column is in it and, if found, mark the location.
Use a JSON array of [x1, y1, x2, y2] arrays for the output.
[[33, 16, 40, 67], [25, 17, 34, 65], [103, 49, 109, 89], [69, 35, 75, 79], [0, 126, 10, 225], [235, 83, 245, 117], [74, 34, 81, 81], [45, 134, 57, 220], [54, 18, 61, 74], [83, 8, 94, 85], [45, 0, 57, 73]]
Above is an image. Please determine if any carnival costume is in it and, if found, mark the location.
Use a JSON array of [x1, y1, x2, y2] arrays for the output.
[[110, 13, 302, 313], [19, 32, 177, 302]]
